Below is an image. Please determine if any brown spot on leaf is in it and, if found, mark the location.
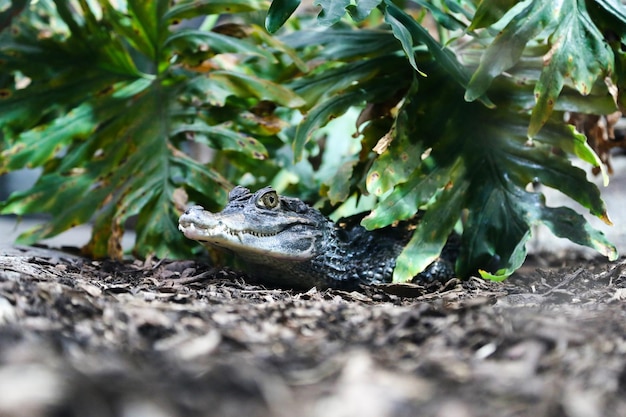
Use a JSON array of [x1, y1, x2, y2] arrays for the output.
[[97, 85, 114, 96], [69, 167, 85, 176], [37, 29, 53, 40], [238, 140, 246, 147], [253, 151, 266, 160], [580, 83, 588, 95], [373, 133, 393, 154], [0, 89, 11, 98], [250, 100, 276, 116]]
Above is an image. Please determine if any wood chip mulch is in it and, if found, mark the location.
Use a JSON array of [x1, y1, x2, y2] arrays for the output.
[[1, 246, 625, 417]]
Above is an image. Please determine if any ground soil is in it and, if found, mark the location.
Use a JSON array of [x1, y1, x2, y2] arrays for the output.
[[0, 245, 625, 417]]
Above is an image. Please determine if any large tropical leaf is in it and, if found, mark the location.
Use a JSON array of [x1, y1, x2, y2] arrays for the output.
[[466, 0, 618, 137], [363, 68, 616, 281], [266, 0, 302, 33]]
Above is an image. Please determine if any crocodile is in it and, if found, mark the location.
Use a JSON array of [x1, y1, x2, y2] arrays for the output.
[[178, 185, 457, 289]]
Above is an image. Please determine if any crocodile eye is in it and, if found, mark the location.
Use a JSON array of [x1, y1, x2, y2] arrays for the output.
[[257, 190, 279, 209]]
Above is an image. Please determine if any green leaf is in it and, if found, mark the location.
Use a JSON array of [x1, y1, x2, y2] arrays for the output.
[[314, 0, 351, 26], [540, 206, 617, 260], [392, 164, 468, 282], [162, 0, 265, 22], [179, 75, 238, 107], [326, 159, 359, 204], [1, 101, 98, 171], [293, 77, 403, 160], [466, 1, 553, 102], [103, 3, 158, 60], [266, 0, 301, 33], [126, 0, 169, 58], [467, 0, 617, 138], [413, 0, 466, 31], [171, 153, 231, 205], [290, 55, 406, 107], [534, 123, 602, 167], [346, 0, 382, 22], [528, 0, 614, 137], [53, 1, 143, 77], [383, 1, 474, 91], [309, 0, 385, 25], [479, 198, 617, 280], [444, 0, 474, 20], [247, 25, 308, 71], [165, 29, 278, 62], [469, 0, 519, 30], [363, 156, 463, 229], [171, 121, 269, 159], [4, 172, 107, 245], [209, 71, 305, 108], [366, 137, 423, 198], [283, 29, 400, 60], [294, 89, 368, 160], [0, 0, 27, 32], [382, 1, 425, 75], [459, 178, 536, 277], [479, 232, 529, 281], [498, 131, 608, 220]]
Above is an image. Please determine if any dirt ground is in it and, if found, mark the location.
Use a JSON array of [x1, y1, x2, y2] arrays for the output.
[[0, 245, 625, 417]]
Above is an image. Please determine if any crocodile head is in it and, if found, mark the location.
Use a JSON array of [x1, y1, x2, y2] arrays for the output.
[[178, 186, 330, 263]]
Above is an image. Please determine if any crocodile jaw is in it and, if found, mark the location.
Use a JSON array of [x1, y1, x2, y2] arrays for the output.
[[179, 206, 322, 261]]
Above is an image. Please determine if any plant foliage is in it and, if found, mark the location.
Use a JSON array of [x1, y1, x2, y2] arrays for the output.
[[1, 0, 624, 281], [0, 0, 303, 258], [270, 0, 623, 280]]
